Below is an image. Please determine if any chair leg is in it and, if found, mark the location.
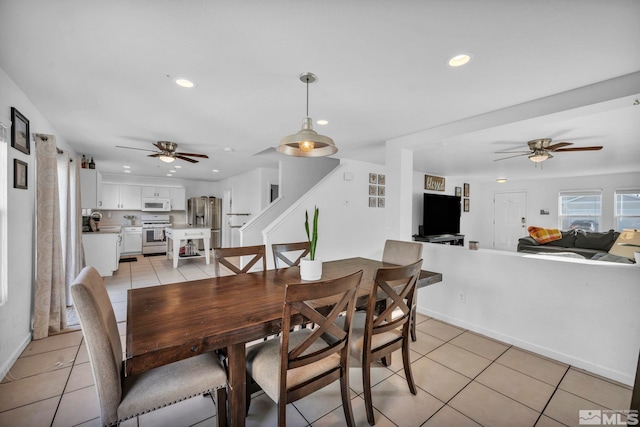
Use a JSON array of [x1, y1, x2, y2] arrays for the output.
[[362, 353, 376, 426], [402, 338, 417, 395], [216, 387, 228, 427]]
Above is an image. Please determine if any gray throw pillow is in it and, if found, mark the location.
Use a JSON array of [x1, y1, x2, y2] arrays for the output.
[[554, 231, 577, 248]]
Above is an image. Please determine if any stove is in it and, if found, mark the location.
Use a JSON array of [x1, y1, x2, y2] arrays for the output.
[[141, 214, 171, 254]]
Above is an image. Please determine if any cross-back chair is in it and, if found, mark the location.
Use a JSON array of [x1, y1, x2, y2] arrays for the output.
[[271, 241, 310, 268], [70, 267, 228, 426], [213, 244, 266, 276], [245, 270, 364, 427]]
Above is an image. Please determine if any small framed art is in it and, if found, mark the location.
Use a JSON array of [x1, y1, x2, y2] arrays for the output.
[[455, 186, 462, 197], [14, 159, 28, 189], [377, 174, 386, 185], [463, 183, 470, 197], [378, 198, 385, 208], [463, 198, 470, 212], [369, 197, 377, 208], [369, 185, 377, 196], [378, 186, 386, 196], [369, 173, 378, 184], [11, 107, 30, 155]]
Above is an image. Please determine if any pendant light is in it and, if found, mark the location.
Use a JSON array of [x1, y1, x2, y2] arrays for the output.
[[277, 72, 338, 157]]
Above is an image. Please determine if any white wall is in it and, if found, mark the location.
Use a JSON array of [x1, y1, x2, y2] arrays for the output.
[[416, 243, 640, 385], [100, 172, 222, 199], [0, 68, 75, 378]]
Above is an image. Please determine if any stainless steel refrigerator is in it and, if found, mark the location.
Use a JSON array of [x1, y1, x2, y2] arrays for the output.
[[187, 196, 222, 250]]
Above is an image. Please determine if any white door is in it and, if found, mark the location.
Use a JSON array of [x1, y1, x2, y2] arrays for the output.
[[493, 191, 527, 251]]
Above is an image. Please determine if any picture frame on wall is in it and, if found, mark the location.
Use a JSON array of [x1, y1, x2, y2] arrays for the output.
[[378, 186, 386, 196], [377, 174, 386, 185], [14, 159, 28, 189], [11, 107, 30, 155], [463, 183, 470, 197], [369, 173, 378, 184], [378, 197, 385, 208], [369, 185, 377, 196], [455, 186, 462, 197], [369, 197, 377, 208], [464, 198, 470, 212]]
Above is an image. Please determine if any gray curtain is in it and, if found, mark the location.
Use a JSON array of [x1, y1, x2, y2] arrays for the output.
[[33, 135, 66, 338]]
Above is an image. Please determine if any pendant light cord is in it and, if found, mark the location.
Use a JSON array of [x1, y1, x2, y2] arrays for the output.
[[306, 77, 309, 117]]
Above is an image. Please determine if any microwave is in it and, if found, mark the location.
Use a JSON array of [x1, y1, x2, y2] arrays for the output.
[[142, 198, 171, 211]]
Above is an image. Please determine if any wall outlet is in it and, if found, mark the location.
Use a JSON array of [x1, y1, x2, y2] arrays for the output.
[[459, 292, 466, 303]]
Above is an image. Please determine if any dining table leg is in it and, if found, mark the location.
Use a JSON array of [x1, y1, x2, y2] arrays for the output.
[[227, 343, 246, 427]]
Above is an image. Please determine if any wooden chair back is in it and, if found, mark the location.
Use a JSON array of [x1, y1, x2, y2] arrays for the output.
[[272, 241, 310, 268], [213, 244, 266, 276]]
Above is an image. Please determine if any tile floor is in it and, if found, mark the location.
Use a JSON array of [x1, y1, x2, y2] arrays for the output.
[[0, 255, 633, 427]]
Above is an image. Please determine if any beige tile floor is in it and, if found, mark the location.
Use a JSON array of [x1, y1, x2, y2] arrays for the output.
[[1, 254, 633, 427]]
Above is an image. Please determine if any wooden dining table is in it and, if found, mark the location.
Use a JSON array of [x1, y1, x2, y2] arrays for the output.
[[126, 257, 442, 427]]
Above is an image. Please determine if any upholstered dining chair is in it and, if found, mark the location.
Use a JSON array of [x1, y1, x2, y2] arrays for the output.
[[382, 239, 423, 341], [213, 244, 266, 276], [245, 270, 364, 427], [70, 266, 228, 427], [271, 241, 310, 268], [346, 259, 423, 426]]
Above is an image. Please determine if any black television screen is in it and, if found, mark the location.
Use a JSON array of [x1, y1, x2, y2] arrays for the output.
[[422, 193, 461, 236]]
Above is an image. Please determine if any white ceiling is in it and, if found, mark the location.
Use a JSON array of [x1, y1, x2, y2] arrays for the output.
[[1, 1, 639, 183]]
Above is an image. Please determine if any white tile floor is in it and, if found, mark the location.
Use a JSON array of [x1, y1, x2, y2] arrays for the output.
[[0, 255, 634, 426]]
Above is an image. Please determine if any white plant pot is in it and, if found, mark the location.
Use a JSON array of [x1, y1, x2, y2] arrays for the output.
[[300, 257, 322, 281]]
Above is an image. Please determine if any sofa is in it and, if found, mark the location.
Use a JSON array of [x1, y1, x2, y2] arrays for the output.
[[517, 229, 625, 260]]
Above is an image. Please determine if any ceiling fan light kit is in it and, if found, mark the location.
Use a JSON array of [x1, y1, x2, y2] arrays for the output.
[[277, 72, 338, 157], [494, 138, 603, 163], [116, 140, 209, 163]]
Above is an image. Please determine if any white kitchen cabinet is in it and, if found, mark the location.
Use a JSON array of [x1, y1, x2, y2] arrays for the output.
[[142, 186, 171, 198], [122, 226, 143, 254], [80, 169, 102, 208], [82, 231, 121, 276], [170, 187, 186, 211], [101, 183, 142, 210]]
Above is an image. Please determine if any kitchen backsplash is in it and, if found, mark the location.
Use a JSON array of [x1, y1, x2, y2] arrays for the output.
[[87, 210, 188, 227]]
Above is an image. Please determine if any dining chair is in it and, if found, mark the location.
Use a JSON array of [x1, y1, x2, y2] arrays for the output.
[[382, 239, 423, 341], [245, 270, 364, 427], [271, 241, 310, 268], [70, 266, 228, 427], [347, 259, 423, 426], [213, 244, 267, 276]]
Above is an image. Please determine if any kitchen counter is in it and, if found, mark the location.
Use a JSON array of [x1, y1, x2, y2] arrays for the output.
[[165, 227, 211, 268], [83, 225, 122, 234]]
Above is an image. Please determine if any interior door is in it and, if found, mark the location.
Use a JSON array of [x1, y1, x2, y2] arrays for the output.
[[493, 191, 527, 251]]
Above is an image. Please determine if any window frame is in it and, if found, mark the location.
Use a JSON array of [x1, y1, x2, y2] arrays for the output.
[[614, 188, 640, 232], [558, 190, 602, 232]]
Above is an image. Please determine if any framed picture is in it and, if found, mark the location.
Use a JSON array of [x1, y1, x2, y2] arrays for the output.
[[463, 183, 470, 197], [369, 197, 377, 207], [424, 174, 445, 191], [378, 186, 386, 196], [11, 107, 30, 155], [464, 198, 470, 212], [14, 159, 28, 189], [369, 185, 377, 196], [377, 174, 386, 185], [455, 186, 462, 197], [369, 173, 378, 184], [378, 197, 385, 208]]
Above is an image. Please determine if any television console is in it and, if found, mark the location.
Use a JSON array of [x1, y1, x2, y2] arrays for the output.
[[413, 234, 465, 246]]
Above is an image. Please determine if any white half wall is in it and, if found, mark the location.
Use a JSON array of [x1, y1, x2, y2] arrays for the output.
[[417, 243, 640, 385]]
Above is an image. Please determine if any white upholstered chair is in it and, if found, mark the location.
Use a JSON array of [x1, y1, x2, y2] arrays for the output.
[[70, 267, 228, 426]]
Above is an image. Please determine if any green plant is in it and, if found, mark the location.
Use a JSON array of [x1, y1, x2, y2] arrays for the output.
[[305, 206, 319, 260]]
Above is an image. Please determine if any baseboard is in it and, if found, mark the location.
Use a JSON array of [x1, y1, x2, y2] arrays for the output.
[[417, 308, 634, 386], [0, 332, 32, 381]]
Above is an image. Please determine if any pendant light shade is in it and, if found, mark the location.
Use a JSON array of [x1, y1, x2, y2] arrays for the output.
[[278, 73, 337, 157]]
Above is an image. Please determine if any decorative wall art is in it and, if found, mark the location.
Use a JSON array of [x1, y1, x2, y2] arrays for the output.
[[464, 198, 470, 212], [455, 187, 462, 197], [11, 107, 30, 155], [368, 172, 386, 208], [463, 183, 470, 197], [14, 159, 27, 189], [424, 174, 446, 191]]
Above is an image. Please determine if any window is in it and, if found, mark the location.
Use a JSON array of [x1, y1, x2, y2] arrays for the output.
[[615, 189, 640, 231], [558, 190, 602, 231]]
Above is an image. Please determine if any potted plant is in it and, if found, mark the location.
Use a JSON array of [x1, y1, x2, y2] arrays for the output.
[[300, 206, 322, 280]]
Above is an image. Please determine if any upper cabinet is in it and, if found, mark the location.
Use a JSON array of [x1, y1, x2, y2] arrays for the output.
[[142, 186, 171, 198], [170, 187, 186, 211], [80, 169, 102, 209], [102, 183, 142, 210]]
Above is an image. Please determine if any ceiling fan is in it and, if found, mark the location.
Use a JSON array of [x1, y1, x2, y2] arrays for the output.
[[115, 141, 209, 163], [494, 138, 603, 163]]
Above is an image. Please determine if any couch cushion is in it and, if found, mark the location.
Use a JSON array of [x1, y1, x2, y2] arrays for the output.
[[553, 231, 577, 248], [574, 230, 618, 251]]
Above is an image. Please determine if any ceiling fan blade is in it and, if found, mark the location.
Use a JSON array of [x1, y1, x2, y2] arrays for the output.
[[494, 153, 530, 161], [152, 142, 165, 151], [116, 145, 157, 153], [175, 155, 198, 163], [494, 149, 530, 154], [553, 146, 603, 152], [175, 152, 209, 158], [147, 153, 162, 158], [547, 142, 573, 151]]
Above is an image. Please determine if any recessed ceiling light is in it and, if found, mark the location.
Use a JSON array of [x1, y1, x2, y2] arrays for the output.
[[123, 165, 131, 169], [224, 147, 234, 152], [174, 165, 181, 168], [124, 170, 131, 173], [496, 178, 507, 183], [317, 119, 328, 125], [169, 169, 176, 173], [448, 54, 472, 67], [175, 78, 194, 88], [212, 169, 219, 173], [166, 173, 173, 177]]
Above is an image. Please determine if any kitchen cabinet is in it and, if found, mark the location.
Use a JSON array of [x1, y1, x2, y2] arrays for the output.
[[142, 186, 171, 198], [101, 183, 142, 210], [80, 169, 102, 208], [170, 187, 186, 211], [82, 230, 122, 276], [122, 226, 143, 254]]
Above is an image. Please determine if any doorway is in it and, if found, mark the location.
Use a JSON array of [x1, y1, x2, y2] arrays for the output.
[[493, 191, 527, 251]]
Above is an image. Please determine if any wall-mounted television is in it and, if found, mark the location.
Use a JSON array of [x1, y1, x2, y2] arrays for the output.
[[422, 193, 461, 236]]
